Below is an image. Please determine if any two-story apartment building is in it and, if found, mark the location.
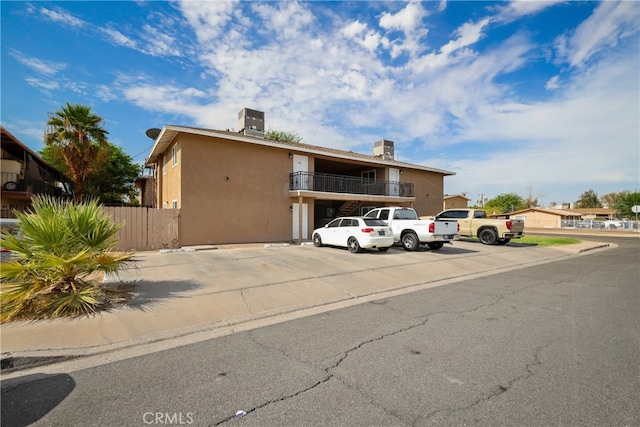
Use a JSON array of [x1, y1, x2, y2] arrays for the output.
[[144, 108, 455, 246], [1, 126, 72, 218]]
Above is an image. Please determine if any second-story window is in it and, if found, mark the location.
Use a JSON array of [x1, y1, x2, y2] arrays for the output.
[[362, 170, 376, 182], [172, 145, 178, 167]]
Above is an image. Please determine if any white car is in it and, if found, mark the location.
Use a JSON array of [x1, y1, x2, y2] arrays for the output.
[[603, 220, 624, 229], [312, 217, 395, 253]]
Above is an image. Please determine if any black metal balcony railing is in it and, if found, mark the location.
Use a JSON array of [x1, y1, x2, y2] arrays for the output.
[[289, 171, 414, 197]]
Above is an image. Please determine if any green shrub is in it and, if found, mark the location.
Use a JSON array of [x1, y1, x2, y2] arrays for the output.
[[0, 196, 136, 322]]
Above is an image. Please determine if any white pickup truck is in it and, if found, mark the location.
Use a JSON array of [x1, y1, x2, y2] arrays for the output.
[[363, 206, 459, 251]]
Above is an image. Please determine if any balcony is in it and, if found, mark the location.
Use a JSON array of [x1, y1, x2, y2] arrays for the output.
[[289, 171, 414, 197]]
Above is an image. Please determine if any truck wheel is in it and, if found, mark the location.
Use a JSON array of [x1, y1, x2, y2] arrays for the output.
[[427, 242, 444, 250], [347, 237, 362, 253], [313, 233, 323, 247], [479, 229, 498, 245], [497, 238, 510, 245], [401, 232, 419, 251]]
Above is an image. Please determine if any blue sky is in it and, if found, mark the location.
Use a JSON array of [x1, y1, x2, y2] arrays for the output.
[[2, 1, 638, 207]]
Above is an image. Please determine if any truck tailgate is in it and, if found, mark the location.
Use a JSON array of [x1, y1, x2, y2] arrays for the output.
[[434, 220, 458, 237], [510, 220, 525, 232]]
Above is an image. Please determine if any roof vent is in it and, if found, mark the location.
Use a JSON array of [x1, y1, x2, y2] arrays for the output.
[[374, 139, 394, 160], [238, 108, 265, 137]]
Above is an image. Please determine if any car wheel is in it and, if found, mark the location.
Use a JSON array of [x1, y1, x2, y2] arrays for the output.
[[3, 181, 18, 191], [313, 233, 323, 247], [478, 229, 498, 245], [401, 232, 419, 251], [608, 224, 616, 229], [378, 246, 391, 252], [347, 237, 362, 253], [427, 242, 444, 250], [497, 238, 511, 245]]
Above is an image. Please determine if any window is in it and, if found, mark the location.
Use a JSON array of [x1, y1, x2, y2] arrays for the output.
[[379, 209, 389, 220], [172, 199, 178, 209], [162, 155, 167, 175], [361, 170, 376, 182], [172, 145, 178, 167]]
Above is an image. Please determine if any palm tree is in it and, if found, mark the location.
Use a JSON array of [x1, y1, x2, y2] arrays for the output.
[[45, 103, 110, 202], [0, 196, 136, 322]]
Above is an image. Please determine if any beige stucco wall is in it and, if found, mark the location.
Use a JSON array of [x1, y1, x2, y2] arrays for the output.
[[444, 196, 469, 210], [176, 134, 304, 245], [512, 211, 560, 228], [399, 169, 445, 216]]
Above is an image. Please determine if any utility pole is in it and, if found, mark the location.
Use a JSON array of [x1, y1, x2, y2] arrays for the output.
[[478, 193, 485, 207]]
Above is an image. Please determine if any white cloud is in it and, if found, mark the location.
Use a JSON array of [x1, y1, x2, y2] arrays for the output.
[[24, 77, 59, 91], [100, 26, 138, 50], [379, 1, 427, 33], [545, 75, 560, 90], [140, 24, 182, 57], [9, 49, 66, 75], [39, 6, 85, 28], [178, 0, 238, 43], [252, 1, 314, 40], [555, 1, 640, 67], [495, 0, 564, 23]]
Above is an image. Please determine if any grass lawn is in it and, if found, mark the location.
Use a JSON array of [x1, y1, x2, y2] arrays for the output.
[[515, 236, 581, 246]]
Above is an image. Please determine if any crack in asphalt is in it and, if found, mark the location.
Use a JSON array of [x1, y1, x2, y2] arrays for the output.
[[214, 277, 554, 426], [417, 340, 556, 425]]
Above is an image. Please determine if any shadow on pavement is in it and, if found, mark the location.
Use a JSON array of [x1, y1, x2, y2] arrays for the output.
[[1, 373, 75, 427], [105, 279, 200, 311]]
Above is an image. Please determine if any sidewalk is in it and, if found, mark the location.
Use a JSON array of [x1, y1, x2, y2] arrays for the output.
[[0, 239, 613, 375]]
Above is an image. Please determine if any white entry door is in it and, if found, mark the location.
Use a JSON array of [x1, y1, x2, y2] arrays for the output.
[[388, 168, 400, 196], [292, 203, 308, 240], [292, 154, 309, 190]]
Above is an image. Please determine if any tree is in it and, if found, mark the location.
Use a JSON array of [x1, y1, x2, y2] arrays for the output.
[[601, 192, 622, 207], [45, 103, 110, 202], [523, 185, 543, 208], [612, 190, 640, 218], [574, 189, 602, 208], [264, 128, 302, 143], [483, 193, 524, 214], [43, 144, 142, 205], [0, 196, 136, 322]]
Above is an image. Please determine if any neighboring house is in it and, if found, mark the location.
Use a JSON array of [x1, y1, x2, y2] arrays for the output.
[[509, 207, 582, 228], [1, 126, 72, 218], [144, 108, 456, 246], [443, 194, 470, 210], [134, 175, 157, 208], [567, 208, 617, 220]]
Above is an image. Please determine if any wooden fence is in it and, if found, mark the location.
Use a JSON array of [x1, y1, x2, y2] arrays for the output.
[[102, 207, 180, 251]]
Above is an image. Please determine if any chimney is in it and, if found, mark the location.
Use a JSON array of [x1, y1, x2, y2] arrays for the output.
[[374, 139, 394, 160], [238, 108, 265, 137]]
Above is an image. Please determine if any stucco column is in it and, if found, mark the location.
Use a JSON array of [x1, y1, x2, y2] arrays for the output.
[[298, 194, 304, 244]]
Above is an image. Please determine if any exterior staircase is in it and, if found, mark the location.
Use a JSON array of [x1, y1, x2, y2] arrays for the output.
[[338, 200, 361, 216]]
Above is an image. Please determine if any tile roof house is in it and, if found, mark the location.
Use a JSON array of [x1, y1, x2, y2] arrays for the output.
[[144, 108, 456, 246]]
